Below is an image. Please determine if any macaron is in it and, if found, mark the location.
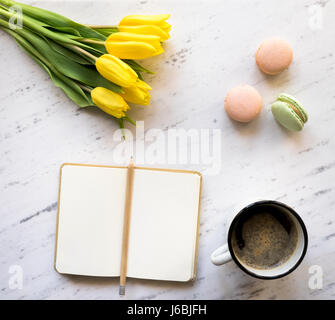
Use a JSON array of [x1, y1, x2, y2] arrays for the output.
[[256, 38, 293, 75], [224, 85, 262, 122], [271, 93, 308, 131]]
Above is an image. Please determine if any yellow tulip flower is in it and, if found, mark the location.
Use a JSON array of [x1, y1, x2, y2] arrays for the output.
[[91, 87, 129, 118], [119, 14, 170, 27], [95, 54, 138, 87], [136, 79, 152, 91], [118, 25, 169, 41], [105, 32, 163, 59], [120, 80, 152, 105], [119, 14, 171, 41]]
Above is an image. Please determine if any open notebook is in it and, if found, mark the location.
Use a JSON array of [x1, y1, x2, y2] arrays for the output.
[[54, 163, 202, 282]]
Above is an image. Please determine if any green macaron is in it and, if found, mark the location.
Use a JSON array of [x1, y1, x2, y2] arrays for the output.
[[271, 93, 308, 131]]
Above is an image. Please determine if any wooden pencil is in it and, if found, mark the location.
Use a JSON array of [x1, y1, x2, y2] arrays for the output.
[[119, 157, 135, 296]]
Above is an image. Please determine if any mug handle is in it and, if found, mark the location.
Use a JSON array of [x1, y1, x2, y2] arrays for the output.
[[211, 243, 232, 266]]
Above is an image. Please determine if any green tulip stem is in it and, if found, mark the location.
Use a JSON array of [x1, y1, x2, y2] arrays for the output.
[[85, 25, 118, 29], [77, 83, 92, 93], [0, 0, 14, 7], [70, 45, 98, 62], [80, 38, 105, 45]]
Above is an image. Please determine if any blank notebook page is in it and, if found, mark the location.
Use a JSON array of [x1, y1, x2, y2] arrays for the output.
[[55, 164, 127, 276], [127, 169, 201, 282]]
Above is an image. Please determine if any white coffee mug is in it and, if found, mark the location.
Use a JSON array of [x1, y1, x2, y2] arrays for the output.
[[210, 200, 308, 279]]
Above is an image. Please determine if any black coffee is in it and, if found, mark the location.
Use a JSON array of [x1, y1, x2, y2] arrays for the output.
[[231, 205, 298, 269]]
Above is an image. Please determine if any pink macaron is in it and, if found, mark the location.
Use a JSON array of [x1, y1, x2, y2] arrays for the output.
[[255, 38, 293, 75], [224, 85, 263, 123]]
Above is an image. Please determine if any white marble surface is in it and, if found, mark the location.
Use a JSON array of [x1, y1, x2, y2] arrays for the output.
[[1, 0, 335, 300]]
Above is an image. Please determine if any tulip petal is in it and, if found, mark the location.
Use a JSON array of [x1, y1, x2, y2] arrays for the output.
[[118, 25, 169, 41], [91, 87, 129, 118], [119, 14, 170, 26], [121, 86, 151, 105], [152, 46, 164, 56], [107, 32, 164, 57], [108, 32, 161, 44], [158, 21, 171, 32], [96, 54, 138, 87], [105, 40, 159, 59], [136, 79, 152, 91]]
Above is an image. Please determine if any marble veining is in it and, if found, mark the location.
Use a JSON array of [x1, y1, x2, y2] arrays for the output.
[[1, 0, 335, 299]]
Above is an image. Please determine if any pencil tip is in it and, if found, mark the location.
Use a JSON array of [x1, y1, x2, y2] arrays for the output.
[[119, 286, 125, 296], [129, 156, 134, 166]]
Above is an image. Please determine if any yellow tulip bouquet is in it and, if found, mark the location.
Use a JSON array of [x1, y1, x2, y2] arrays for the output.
[[0, 0, 170, 129]]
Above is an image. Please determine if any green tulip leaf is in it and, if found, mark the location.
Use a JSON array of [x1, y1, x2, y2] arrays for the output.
[[39, 60, 94, 108], [92, 27, 119, 38], [0, 7, 103, 55], [46, 38, 92, 65], [0, 25, 93, 107], [1, 23, 122, 93], [46, 26, 82, 37], [0, 0, 106, 40], [123, 59, 154, 74]]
